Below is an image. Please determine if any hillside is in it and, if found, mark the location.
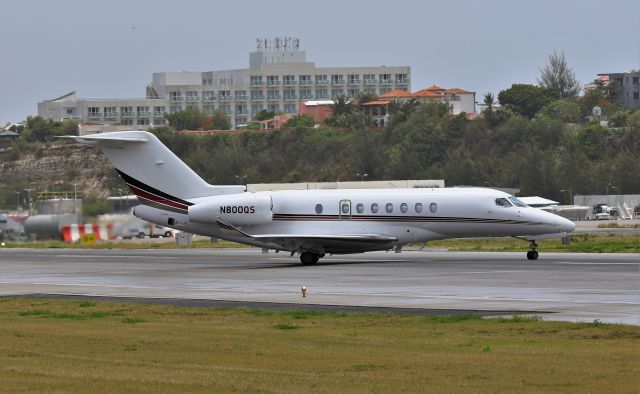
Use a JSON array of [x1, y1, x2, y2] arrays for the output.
[[2, 101, 639, 211], [0, 141, 117, 209]]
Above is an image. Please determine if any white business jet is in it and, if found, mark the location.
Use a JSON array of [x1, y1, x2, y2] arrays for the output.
[[65, 131, 575, 264]]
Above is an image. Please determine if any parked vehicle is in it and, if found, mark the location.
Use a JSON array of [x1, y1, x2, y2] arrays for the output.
[[595, 213, 611, 220], [123, 224, 173, 239]]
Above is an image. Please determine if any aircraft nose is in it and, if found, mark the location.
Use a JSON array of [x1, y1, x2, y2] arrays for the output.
[[556, 216, 576, 233]]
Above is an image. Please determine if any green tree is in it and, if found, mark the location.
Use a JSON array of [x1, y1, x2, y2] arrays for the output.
[[283, 114, 316, 128], [254, 109, 275, 121], [387, 98, 420, 126], [330, 93, 353, 116], [537, 99, 582, 123], [498, 84, 559, 118], [210, 109, 231, 130], [25, 116, 59, 142], [355, 91, 378, 106], [165, 109, 204, 131]]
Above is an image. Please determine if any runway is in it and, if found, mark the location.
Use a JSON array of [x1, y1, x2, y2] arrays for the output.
[[1, 248, 638, 325]]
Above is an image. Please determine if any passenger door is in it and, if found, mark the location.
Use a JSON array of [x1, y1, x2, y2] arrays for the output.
[[339, 199, 352, 220]]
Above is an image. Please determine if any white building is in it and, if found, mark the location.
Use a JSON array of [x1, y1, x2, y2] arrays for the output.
[[39, 38, 411, 129]]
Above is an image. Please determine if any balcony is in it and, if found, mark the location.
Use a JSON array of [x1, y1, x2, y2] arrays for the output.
[[153, 112, 165, 117], [137, 112, 151, 116], [299, 80, 313, 85], [363, 79, 377, 85], [267, 95, 281, 101], [331, 80, 345, 85], [251, 96, 265, 101], [121, 112, 134, 117], [250, 80, 265, 86], [235, 96, 248, 101], [315, 80, 329, 85], [103, 112, 119, 118], [379, 80, 393, 85], [347, 79, 361, 85], [235, 110, 249, 115], [283, 80, 296, 86], [186, 97, 199, 102], [219, 96, 233, 101], [202, 97, 215, 102], [395, 79, 410, 85], [169, 97, 183, 102], [87, 113, 101, 118], [267, 80, 281, 86], [283, 95, 297, 100]]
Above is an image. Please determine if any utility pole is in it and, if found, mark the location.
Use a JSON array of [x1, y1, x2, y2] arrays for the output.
[[73, 183, 78, 213], [24, 188, 34, 214]]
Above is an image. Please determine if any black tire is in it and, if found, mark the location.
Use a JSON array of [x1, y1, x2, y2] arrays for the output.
[[137, 232, 145, 239], [164, 231, 172, 238], [527, 251, 539, 260], [300, 252, 320, 265]]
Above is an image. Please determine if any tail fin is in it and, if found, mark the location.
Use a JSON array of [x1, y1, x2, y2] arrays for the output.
[[64, 131, 244, 210]]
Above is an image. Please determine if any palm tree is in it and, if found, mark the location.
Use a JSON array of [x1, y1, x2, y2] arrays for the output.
[[330, 93, 353, 116], [483, 92, 495, 110]]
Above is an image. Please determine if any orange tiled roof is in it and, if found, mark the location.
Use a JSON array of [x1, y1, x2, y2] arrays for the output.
[[413, 89, 441, 98], [445, 88, 469, 94], [426, 84, 445, 91], [379, 89, 413, 98], [362, 100, 391, 106]]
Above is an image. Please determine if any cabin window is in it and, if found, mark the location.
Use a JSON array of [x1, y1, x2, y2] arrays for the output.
[[356, 203, 364, 214], [400, 203, 408, 213], [341, 203, 350, 214], [371, 203, 379, 213], [495, 198, 512, 208], [315, 204, 323, 214], [430, 202, 438, 213], [508, 197, 528, 207], [415, 203, 423, 213], [386, 203, 393, 213]]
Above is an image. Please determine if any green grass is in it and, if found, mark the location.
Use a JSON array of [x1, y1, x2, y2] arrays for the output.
[[2, 234, 637, 253], [0, 297, 638, 393], [0, 238, 246, 249], [426, 234, 639, 253]]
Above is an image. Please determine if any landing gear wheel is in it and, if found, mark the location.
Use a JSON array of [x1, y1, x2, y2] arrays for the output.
[[300, 252, 320, 265], [526, 240, 539, 260]]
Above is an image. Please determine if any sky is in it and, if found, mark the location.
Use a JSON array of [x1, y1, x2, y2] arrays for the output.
[[0, 0, 638, 124]]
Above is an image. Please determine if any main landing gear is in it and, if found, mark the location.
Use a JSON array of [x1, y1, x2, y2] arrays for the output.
[[300, 252, 322, 265], [526, 241, 539, 260]]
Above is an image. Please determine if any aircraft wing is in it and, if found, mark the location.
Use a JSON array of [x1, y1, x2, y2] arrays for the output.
[[216, 218, 397, 253], [250, 233, 398, 254]]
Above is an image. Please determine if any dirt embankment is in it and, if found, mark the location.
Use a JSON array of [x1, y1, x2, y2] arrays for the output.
[[0, 142, 117, 200]]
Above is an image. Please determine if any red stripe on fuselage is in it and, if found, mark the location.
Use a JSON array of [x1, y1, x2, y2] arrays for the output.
[[127, 184, 188, 211]]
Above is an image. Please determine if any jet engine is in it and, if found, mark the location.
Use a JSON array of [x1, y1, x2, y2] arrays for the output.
[[188, 193, 272, 227]]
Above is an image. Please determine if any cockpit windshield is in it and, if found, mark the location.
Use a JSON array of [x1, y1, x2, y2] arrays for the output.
[[495, 198, 512, 207], [508, 197, 528, 207]]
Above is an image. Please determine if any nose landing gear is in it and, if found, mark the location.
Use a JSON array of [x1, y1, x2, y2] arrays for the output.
[[526, 241, 539, 260]]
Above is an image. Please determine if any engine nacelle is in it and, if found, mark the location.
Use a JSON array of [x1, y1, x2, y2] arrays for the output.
[[189, 193, 272, 227]]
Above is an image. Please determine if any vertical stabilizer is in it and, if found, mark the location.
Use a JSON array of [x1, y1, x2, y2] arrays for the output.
[[66, 131, 244, 204]]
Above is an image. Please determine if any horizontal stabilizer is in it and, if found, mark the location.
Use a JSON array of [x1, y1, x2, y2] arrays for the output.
[[58, 134, 149, 145]]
